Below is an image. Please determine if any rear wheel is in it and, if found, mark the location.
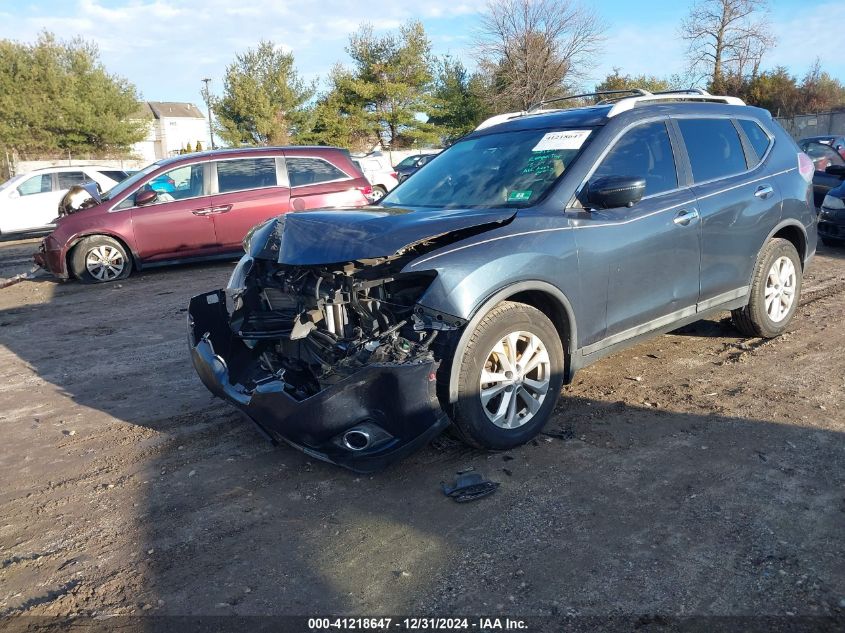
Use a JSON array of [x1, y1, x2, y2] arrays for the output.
[[69, 235, 132, 283], [370, 185, 387, 202], [731, 238, 801, 338], [450, 301, 564, 450]]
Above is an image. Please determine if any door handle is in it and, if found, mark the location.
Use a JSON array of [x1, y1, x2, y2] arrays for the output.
[[754, 185, 774, 199], [192, 208, 212, 216], [209, 205, 232, 214], [673, 209, 699, 226]]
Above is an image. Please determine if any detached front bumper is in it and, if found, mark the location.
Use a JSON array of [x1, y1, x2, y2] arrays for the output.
[[187, 290, 450, 473]]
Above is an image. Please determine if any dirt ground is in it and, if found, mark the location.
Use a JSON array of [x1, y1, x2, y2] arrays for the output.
[[0, 235, 843, 622]]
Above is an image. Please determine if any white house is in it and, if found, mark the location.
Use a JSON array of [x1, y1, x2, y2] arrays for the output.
[[132, 102, 210, 163]]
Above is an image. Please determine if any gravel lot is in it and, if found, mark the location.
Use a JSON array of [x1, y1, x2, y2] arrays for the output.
[[0, 236, 843, 620]]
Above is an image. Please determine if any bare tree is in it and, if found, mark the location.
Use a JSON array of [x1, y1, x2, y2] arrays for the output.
[[475, 0, 606, 112], [681, 0, 775, 94]]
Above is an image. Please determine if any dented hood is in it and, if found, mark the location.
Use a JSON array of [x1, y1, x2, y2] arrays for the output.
[[274, 206, 516, 265]]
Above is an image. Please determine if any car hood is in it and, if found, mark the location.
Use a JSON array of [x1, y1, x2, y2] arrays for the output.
[[271, 206, 516, 265], [58, 182, 102, 216]]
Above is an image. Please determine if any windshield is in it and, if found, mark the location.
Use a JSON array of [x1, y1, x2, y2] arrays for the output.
[[382, 128, 594, 209], [396, 155, 423, 168], [100, 162, 161, 201], [0, 175, 23, 192]]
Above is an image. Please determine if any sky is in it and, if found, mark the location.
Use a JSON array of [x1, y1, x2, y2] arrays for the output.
[[0, 0, 840, 108]]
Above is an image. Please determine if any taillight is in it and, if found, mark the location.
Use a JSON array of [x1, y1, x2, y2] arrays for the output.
[[798, 152, 814, 183], [390, 172, 398, 180]]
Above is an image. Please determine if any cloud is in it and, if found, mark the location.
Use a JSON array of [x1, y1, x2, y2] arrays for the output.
[[0, 0, 485, 103], [767, 0, 845, 76], [1, 0, 840, 107], [589, 21, 688, 87]]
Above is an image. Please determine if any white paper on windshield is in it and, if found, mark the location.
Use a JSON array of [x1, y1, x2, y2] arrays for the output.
[[531, 129, 591, 152]]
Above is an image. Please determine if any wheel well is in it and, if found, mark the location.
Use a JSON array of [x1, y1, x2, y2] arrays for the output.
[[66, 234, 134, 273], [507, 289, 574, 382], [772, 225, 806, 267]]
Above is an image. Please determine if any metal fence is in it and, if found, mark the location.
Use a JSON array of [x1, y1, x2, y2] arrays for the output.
[[775, 110, 845, 141]]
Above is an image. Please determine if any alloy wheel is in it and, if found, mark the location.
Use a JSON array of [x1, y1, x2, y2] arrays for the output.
[[764, 255, 796, 323], [85, 245, 125, 282], [479, 331, 551, 429]]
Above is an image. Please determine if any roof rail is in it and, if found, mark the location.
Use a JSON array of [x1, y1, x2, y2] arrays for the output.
[[473, 87, 746, 131], [528, 89, 650, 112], [607, 90, 745, 117]]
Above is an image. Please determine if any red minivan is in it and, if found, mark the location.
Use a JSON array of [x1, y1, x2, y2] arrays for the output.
[[34, 147, 371, 283]]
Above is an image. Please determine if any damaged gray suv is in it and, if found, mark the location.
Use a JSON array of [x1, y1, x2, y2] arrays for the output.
[[188, 89, 817, 472]]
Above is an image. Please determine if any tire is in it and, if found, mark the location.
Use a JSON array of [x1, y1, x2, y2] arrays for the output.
[[371, 185, 387, 202], [731, 238, 802, 338], [449, 301, 565, 450], [69, 235, 133, 283], [821, 236, 844, 248]]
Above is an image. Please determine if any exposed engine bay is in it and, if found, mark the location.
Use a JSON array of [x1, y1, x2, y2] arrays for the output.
[[187, 206, 514, 471], [225, 256, 460, 401]]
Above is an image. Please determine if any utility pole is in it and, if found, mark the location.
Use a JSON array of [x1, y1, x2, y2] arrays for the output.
[[201, 78, 216, 150]]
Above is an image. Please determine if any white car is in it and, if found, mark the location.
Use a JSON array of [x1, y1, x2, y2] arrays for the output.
[[352, 154, 399, 201], [0, 166, 128, 235]]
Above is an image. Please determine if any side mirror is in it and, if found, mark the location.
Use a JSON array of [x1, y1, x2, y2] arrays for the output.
[[8, 189, 20, 199], [134, 189, 158, 206], [825, 164, 845, 177], [587, 176, 646, 210]]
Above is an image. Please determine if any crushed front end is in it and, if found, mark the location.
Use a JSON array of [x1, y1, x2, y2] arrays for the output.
[[187, 250, 453, 472]]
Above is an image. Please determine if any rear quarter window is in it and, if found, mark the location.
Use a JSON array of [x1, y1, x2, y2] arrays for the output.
[[737, 119, 772, 164], [100, 170, 129, 182], [677, 118, 748, 183]]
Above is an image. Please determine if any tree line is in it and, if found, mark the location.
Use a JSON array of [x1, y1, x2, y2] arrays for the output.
[[1, 0, 844, 157]]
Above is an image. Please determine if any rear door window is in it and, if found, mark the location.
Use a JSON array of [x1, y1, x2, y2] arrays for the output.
[[286, 157, 349, 187], [57, 171, 92, 189], [217, 158, 277, 193], [591, 121, 678, 197], [737, 119, 772, 164], [17, 174, 53, 196], [677, 118, 748, 182]]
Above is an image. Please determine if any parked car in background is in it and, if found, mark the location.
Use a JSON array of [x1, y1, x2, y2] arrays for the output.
[[34, 147, 371, 282], [818, 182, 845, 247], [149, 173, 177, 195], [352, 153, 399, 201], [394, 152, 438, 183], [0, 166, 127, 235], [799, 135, 845, 160], [799, 140, 845, 207], [188, 89, 815, 472]]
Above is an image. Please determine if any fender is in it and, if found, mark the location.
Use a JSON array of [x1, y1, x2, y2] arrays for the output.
[[764, 218, 811, 263], [65, 230, 141, 273], [443, 280, 578, 403]]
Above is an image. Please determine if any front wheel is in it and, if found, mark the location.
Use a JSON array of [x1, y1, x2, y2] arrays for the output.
[[731, 238, 802, 338], [450, 301, 565, 450], [69, 235, 133, 283]]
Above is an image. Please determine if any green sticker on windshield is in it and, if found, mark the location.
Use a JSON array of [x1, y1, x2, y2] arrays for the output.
[[508, 190, 532, 202]]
